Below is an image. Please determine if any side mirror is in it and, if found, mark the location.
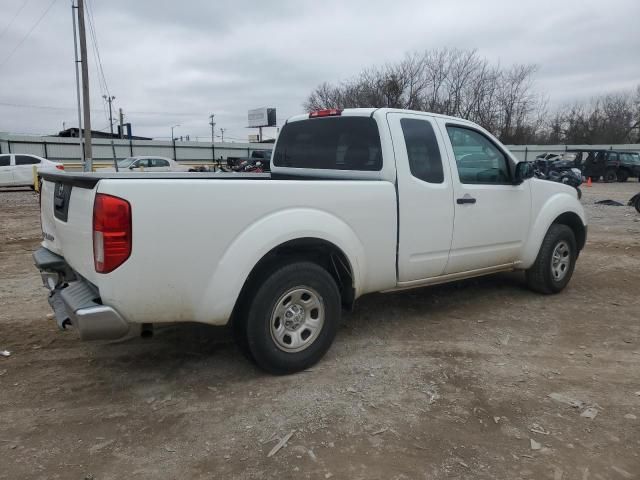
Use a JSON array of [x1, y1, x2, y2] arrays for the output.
[[514, 161, 535, 185], [128, 165, 135, 170]]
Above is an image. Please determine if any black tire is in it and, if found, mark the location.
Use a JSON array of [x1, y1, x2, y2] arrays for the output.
[[634, 195, 640, 214], [239, 261, 340, 374], [589, 175, 599, 182], [617, 170, 629, 182], [525, 224, 577, 294], [604, 169, 617, 183]]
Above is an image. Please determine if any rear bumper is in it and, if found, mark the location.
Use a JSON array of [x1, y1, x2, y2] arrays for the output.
[[33, 247, 131, 341]]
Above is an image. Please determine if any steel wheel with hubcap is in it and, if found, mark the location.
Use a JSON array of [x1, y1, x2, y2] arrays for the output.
[[270, 287, 325, 353], [550, 240, 571, 282]]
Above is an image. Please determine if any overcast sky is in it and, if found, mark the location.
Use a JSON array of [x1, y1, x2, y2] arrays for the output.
[[1, 0, 639, 141]]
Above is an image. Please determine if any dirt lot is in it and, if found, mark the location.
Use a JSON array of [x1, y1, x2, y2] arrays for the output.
[[1, 182, 639, 480]]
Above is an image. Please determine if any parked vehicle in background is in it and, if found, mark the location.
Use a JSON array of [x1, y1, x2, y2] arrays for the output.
[[535, 152, 562, 162], [0, 153, 63, 188], [227, 149, 272, 171], [98, 156, 189, 173], [34, 108, 586, 374], [534, 157, 583, 198], [617, 152, 640, 182], [565, 149, 620, 182]]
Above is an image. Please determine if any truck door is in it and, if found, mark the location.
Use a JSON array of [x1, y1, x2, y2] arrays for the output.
[[437, 120, 530, 274], [387, 112, 455, 281]]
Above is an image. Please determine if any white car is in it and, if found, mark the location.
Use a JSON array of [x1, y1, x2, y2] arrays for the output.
[[0, 153, 64, 187], [99, 156, 188, 172], [35, 108, 586, 374]]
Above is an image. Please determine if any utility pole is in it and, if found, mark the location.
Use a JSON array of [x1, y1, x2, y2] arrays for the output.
[[104, 95, 116, 136], [119, 108, 124, 138], [209, 114, 216, 163], [103, 95, 118, 171], [70, 0, 84, 165], [220, 128, 226, 143], [171, 124, 180, 160], [209, 114, 216, 143], [77, 0, 92, 171]]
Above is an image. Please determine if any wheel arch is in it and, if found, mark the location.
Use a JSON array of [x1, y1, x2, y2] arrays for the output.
[[520, 193, 587, 269], [233, 238, 356, 318], [552, 211, 586, 253], [195, 208, 366, 325]]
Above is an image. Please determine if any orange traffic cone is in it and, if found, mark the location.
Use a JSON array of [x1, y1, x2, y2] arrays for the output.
[[586, 177, 592, 187]]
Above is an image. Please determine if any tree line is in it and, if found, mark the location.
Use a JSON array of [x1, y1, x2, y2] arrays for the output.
[[304, 48, 640, 145]]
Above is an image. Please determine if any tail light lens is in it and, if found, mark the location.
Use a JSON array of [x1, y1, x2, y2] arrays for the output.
[[55, 164, 65, 170], [93, 193, 132, 273]]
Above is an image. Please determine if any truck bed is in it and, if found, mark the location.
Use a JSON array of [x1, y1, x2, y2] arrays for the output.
[[38, 170, 398, 326]]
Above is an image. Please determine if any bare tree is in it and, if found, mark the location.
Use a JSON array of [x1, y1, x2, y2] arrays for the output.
[[304, 47, 544, 143]]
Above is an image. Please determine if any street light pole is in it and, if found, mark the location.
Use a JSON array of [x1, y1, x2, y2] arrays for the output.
[[171, 124, 180, 160]]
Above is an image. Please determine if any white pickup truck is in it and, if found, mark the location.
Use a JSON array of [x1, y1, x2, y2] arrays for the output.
[[34, 108, 587, 374]]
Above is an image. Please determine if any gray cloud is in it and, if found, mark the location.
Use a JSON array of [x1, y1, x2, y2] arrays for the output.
[[1, 0, 638, 140]]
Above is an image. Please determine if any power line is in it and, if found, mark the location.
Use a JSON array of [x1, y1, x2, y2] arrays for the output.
[[0, 0, 31, 41], [0, 0, 59, 69], [84, 0, 110, 124], [0, 100, 202, 116]]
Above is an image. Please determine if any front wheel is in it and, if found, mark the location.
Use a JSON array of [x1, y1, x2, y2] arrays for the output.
[[604, 169, 617, 183], [239, 261, 341, 374], [526, 224, 577, 294]]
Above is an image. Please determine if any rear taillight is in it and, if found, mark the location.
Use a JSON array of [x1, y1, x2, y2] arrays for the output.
[[93, 193, 131, 273], [55, 164, 64, 170], [309, 108, 342, 118]]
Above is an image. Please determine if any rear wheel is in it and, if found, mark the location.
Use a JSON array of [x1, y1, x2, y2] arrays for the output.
[[617, 169, 629, 182], [604, 169, 617, 183], [238, 261, 341, 374], [526, 224, 577, 294]]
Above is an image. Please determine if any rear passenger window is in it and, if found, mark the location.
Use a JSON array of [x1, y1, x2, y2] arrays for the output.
[[273, 117, 382, 171], [16, 155, 40, 165], [0, 155, 10, 167], [400, 118, 444, 183]]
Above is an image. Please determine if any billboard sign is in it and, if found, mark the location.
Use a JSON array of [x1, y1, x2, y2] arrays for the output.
[[248, 108, 276, 128]]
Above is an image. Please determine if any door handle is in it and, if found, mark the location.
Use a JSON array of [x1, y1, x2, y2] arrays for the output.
[[456, 197, 476, 205]]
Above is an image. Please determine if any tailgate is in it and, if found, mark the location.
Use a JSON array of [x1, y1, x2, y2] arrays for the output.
[[40, 174, 98, 283]]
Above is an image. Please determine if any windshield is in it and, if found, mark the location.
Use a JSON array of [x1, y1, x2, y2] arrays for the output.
[[626, 152, 640, 165], [117, 157, 136, 168]]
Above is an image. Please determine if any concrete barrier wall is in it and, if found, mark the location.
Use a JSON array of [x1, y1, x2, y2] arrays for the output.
[[505, 144, 640, 161], [0, 133, 272, 165], [2, 132, 639, 165]]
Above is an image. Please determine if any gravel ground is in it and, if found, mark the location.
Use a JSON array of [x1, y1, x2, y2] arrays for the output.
[[1, 182, 639, 480]]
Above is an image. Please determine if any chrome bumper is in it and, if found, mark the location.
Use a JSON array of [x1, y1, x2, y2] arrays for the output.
[[33, 247, 131, 341]]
